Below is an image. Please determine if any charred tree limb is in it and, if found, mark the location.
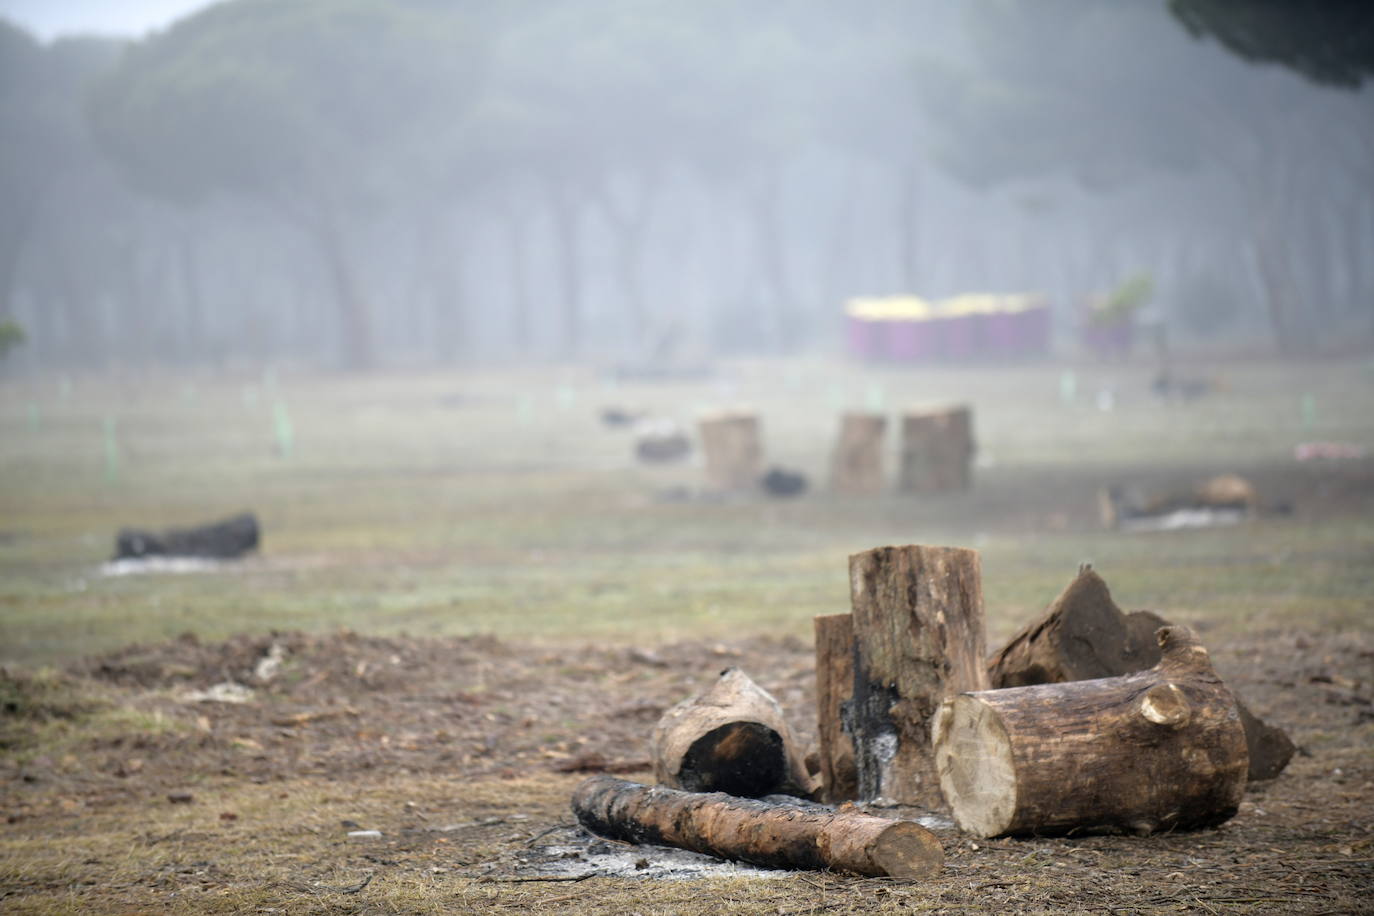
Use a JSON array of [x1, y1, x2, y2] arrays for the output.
[[571, 775, 944, 878]]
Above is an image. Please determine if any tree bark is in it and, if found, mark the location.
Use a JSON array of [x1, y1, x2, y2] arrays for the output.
[[898, 407, 974, 493], [987, 565, 1295, 782], [846, 545, 990, 807], [571, 775, 944, 878], [652, 667, 816, 799], [829, 412, 887, 496], [936, 626, 1248, 838], [813, 613, 857, 803], [698, 411, 762, 491]]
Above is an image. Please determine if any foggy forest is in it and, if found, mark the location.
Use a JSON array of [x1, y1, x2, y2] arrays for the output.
[[2, 0, 1372, 373]]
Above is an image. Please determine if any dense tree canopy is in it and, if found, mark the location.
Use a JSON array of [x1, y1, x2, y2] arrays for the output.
[[1, 1, 1371, 369], [1170, 0, 1374, 88]]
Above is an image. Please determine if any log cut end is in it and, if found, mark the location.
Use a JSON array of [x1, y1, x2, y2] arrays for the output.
[[817, 812, 945, 878], [932, 696, 1016, 838], [869, 823, 946, 878]]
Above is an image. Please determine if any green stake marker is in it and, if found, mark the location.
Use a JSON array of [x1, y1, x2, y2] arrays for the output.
[[273, 400, 294, 458], [103, 416, 119, 483], [1059, 369, 1078, 405], [1300, 393, 1316, 428]]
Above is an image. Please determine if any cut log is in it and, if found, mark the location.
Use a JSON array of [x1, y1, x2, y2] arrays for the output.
[[651, 667, 817, 799], [846, 545, 990, 807], [698, 411, 762, 491], [935, 626, 1248, 837], [1099, 473, 1258, 529], [114, 512, 260, 560], [987, 565, 1164, 687], [987, 565, 1295, 782], [571, 775, 944, 878], [898, 406, 973, 493], [812, 613, 857, 802], [829, 412, 886, 495]]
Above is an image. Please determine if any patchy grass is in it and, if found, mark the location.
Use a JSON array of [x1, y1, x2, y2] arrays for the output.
[[2, 359, 1372, 663], [1, 358, 1372, 913]]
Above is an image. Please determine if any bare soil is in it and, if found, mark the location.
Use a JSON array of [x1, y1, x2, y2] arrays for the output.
[[3, 618, 1371, 913]]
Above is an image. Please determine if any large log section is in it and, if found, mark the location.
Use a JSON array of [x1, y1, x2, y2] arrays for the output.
[[813, 613, 857, 802], [698, 411, 762, 491], [652, 668, 818, 799], [898, 406, 974, 493], [934, 626, 1248, 838], [846, 545, 990, 807], [571, 775, 944, 878], [987, 565, 1294, 781], [829, 412, 887, 495]]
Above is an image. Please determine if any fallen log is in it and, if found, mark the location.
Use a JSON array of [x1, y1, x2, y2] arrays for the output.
[[846, 545, 990, 807], [571, 775, 944, 878], [812, 613, 857, 802], [935, 625, 1248, 838], [113, 512, 260, 560], [652, 667, 818, 799], [987, 565, 1295, 781]]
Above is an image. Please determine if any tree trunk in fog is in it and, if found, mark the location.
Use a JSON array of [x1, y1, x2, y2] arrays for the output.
[[504, 206, 532, 354], [897, 167, 921, 292], [592, 173, 659, 351], [420, 211, 467, 363], [546, 180, 586, 357], [313, 214, 375, 369], [177, 229, 204, 365], [749, 174, 797, 352]]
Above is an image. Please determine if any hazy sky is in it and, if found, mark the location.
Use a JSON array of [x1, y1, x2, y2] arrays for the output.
[[0, 0, 209, 39]]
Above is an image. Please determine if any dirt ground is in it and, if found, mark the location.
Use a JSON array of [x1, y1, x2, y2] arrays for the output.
[[2, 361, 1373, 912], [3, 612, 1371, 913]]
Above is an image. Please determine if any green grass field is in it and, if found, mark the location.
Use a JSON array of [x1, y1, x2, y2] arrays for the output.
[[2, 357, 1372, 665]]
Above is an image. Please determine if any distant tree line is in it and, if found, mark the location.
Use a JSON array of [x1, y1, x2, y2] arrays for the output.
[[1, 0, 1372, 371]]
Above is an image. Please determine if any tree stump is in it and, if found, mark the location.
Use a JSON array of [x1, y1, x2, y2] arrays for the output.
[[571, 775, 944, 878], [651, 667, 817, 799], [935, 626, 1248, 838], [988, 565, 1295, 782], [813, 613, 857, 802], [898, 406, 973, 493], [698, 411, 762, 491], [846, 545, 990, 807], [829, 412, 886, 495]]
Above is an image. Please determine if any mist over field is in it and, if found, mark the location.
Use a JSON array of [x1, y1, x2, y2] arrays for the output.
[[0, 0, 1370, 372]]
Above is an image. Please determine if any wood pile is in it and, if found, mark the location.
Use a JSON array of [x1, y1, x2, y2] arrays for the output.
[[572, 545, 1293, 874]]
